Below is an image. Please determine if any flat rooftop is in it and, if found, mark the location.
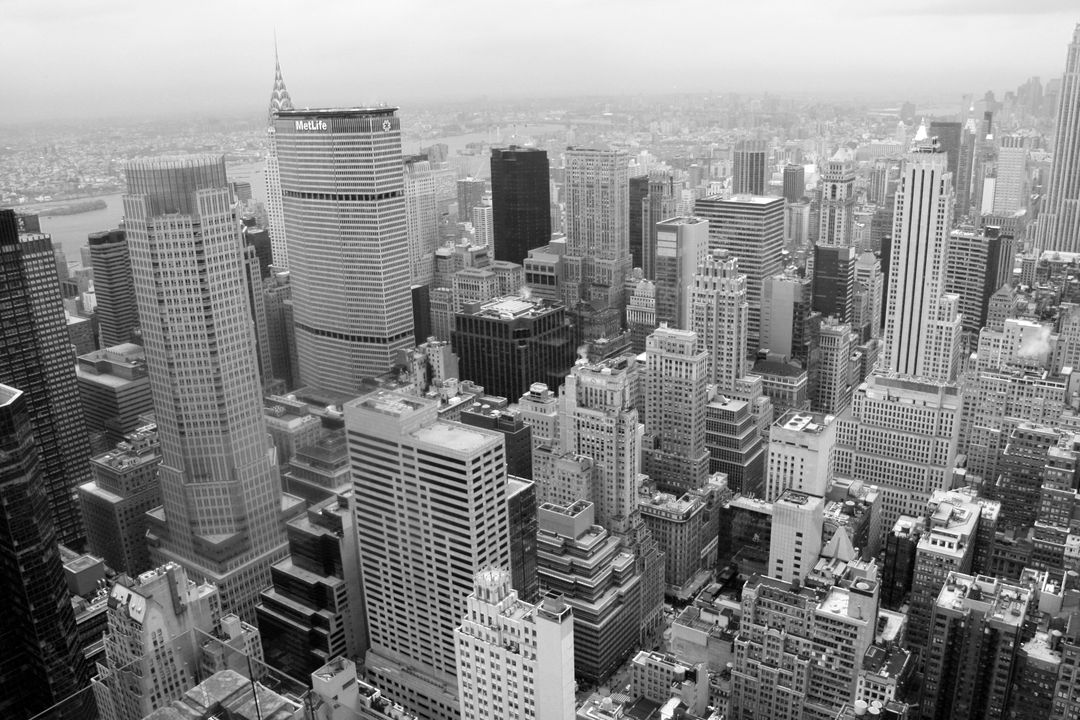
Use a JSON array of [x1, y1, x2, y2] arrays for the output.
[[774, 410, 831, 434], [413, 421, 496, 453], [276, 107, 397, 117]]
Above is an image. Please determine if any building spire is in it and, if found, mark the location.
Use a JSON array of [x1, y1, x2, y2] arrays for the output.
[[268, 34, 294, 127]]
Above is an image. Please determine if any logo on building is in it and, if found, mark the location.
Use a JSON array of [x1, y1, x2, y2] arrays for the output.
[[295, 119, 328, 132]]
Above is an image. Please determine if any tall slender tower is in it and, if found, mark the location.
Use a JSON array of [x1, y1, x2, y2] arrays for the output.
[[126, 156, 295, 621], [264, 44, 294, 269], [817, 158, 856, 246], [642, 326, 709, 494], [1038, 24, 1080, 252], [562, 147, 630, 341], [0, 384, 91, 719], [0, 209, 92, 548], [880, 143, 961, 383], [690, 250, 748, 391], [89, 229, 139, 346], [276, 108, 413, 393]]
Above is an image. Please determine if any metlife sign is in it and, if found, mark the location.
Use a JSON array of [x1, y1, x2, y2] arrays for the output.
[[294, 119, 328, 131]]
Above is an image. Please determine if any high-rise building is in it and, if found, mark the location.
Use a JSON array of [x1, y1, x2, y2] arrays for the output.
[[454, 569, 574, 720], [731, 562, 880, 720], [993, 135, 1030, 216], [812, 244, 856, 323], [558, 356, 642, 535], [766, 410, 836, 501], [1036, 25, 1080, 253], [403, 155, 439, 288], [833, 375, 961, 542], [276, 108, 413, 393], [535, 500, 643, 683], [457, 177, 487, 226], [88, 229, 138, 347], [767, 489, 824, 583], [75, 343, 154, 451], [264, 46, 294, 268], [920, 573, 1030, 720], [694, 194, 785, 351], [928, 120, 963, 175], [881, 143, 962, 383], [642, 327, 709, 494], [690, 250, 748, 390], [732, 139, 768, 196], [853, 252, 883, 343], [125, 156, 299, 621], [255, 493, 367, 680], [629, 175, 650, 272], [0, 209, 92, 548], [815, 318, 854, 415], [490, 146, 552, 265], [760, 268, 816, 361], [944, 225, 1012, 338], [91, 563, 262, 720], [641, 173, 678, 280], [783, 164, 805, 203], [78, 425, 162, 576], [471, 203, 493, 247], [652, 216, 708, 328], [0, 384, 91, 720], [346, 391, 511, 720], [262, 269, 297, 391], [818, 158, 856, 246], [562, 147, 631, 341], [452, 295, 576, 401]]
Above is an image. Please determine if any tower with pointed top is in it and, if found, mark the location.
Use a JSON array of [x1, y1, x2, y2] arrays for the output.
[[265, 43, 294, 268], [1037, 24, 1080, 253]]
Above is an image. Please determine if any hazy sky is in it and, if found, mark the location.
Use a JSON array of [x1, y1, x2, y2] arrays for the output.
[[3, 0, 1077, 122]]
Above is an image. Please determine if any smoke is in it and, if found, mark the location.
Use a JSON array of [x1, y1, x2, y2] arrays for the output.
[[519, 285, 532, 300], [577, 345, 589, 361], [1017, 324, 1052, 361]]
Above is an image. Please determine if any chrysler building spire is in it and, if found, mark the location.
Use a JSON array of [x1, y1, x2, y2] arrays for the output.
[[267, 37, 294, 126]]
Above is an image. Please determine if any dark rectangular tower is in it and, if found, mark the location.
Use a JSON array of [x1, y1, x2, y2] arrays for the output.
[[87, 229, 139, 347], [0, 209, 92, 548], [490, 146, 551, 265]]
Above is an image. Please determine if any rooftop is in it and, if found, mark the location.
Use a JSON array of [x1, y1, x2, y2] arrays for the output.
[[413, 421, 497, 453], [774, 410, 832, 434]]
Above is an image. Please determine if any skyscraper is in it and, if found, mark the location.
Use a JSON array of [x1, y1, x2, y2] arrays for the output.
[[88, 229, 139, 347], [346, 391, 511, 720], [275, 108, 414, 393], [783, 164, 805, 203], [404, 155, 439, 288], [125, 156, 297, 621], [1036, 27, 1080, 253], [0, 209, 92, 548], [562, 147, 631, 341], [881, 143, 962, 383], [643, 327, 709, 494], [928, 120, 963, 175], [817, 158, 856, 246], [559, 356, 642, 535], [1037, 24, 1080, 253], [0, 384, 91, 720], [457, 177, 487, 225], [264, 45, 294, 269], [454, 569, 575, 720], [694, 194, 785, 351], [652, 216, 709, 328], [691, 250, 748, 390], [490, 146, 551, 264], [733, 139, 768, 196]]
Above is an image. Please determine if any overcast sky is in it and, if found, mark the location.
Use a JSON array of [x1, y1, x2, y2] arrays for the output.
[[3, 0, 1077, 123]]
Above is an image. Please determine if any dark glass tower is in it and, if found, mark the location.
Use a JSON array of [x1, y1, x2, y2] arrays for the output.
[[490, 146, 551, 264], [929, 120, 963, 175], [0, 209, 92, 548], [0, 384, 92, 719], [629, 174, 650, 271], [87, 229, 138, 347]]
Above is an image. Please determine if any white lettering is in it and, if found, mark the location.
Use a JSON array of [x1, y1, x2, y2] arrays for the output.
[[294, 119, 328, 131]]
